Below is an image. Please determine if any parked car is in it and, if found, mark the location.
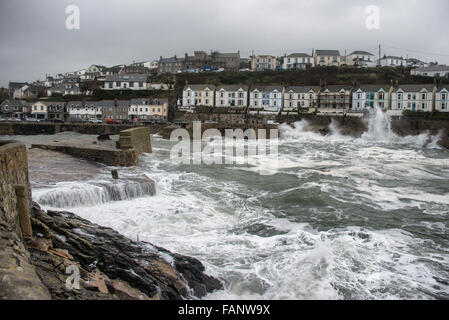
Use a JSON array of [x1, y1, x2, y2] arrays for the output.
[[53, 119, 65, 123], [106, 118, 121, 124], [68, 117, 85, 124], [25, 117, 40, 123], [88, 118, 102, 124], [7, 117, 21, 122], [121, 119, 135, 125]]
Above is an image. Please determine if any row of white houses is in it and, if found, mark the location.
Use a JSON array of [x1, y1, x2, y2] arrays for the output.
[[0, 99, 168, 121], [181, 84, 449, 113]]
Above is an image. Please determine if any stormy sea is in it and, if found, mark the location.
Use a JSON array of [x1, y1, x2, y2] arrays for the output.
[[9, 109, 449, 300]]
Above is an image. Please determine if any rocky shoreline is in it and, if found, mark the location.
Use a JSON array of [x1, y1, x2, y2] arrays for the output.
[[25, 202, 222, 300]]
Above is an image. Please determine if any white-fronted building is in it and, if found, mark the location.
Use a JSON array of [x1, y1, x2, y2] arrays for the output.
[[249, 86, 284, 113], [215, 85, 249, 108], [435, 86, 449, 112], [103, 74, 149, 90], [391, 84, 435, 112], [352, 85, 393, 110], [182, 84, 215, 108]]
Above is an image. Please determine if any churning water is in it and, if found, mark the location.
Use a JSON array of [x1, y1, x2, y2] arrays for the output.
[[31, 110, 449, 300]]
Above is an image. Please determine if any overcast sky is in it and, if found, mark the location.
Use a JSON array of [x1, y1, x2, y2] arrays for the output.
[[1, 0, 448, 87]]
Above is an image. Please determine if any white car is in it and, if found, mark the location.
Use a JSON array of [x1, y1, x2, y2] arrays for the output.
[[88, 118, 102, 124]]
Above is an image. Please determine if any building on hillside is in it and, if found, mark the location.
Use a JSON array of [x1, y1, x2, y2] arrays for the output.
[[46, 101, 67, 121], [67, 101, 103, 120], [47, 83, 81, 96], [158, 56, 186, 74], [211, 51, 240, 71], [129, 98, 168, 122], [249, 86, 284, 113], [345, 51, 376, 68], [119, 65, 151, 75], [435, 86, 449, 112], [103, 65, 123, 76], [215, 85, 249, 108], [0, 100, 30, 119], [281, 53, 313, 70], [317, 85, 352, 112], [314, 50, 342, 67], [391, 84, 435, 112], [13, 84, 46, 99], [250, 55, 278, 71], [8, 82, 28, 98], [283, 86, 320, 111], [30, 101, 49, 120], [99, 100, 130, 121], [352, 85, 393, 110], [406, 58, 429, 68], [103, 74, 149, 90], [87, 65, 106, 73], [411, 65, 449, 78], [182, 84, 215, 108], [378, 56, 407, 67]]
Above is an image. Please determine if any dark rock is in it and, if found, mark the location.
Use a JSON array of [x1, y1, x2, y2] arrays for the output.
[[29, 203, 222, 300]]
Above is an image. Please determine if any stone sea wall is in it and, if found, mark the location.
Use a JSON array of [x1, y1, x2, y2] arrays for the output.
[[0, 140, 222, 300]]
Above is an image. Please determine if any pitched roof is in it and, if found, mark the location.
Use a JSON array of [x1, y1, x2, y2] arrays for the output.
[[286, 86, 320, 93], [394, 84, 435, 92], [350, 51, 374, 56], [252, 85, 283, 92], [105, 74, 148, 82], [315, 50, 340, 56], [414, 65, 449, 72], [323, 85, 352, 92], [286, 53, 312, 58], [185, 84, 215, 91], [216, 84, 249, 91], [355, 85, 391, 92]]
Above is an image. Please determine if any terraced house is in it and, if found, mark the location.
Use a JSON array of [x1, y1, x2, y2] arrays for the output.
[[249, 86, 284, 113], [67, 101, 103, 120], [391, 84, 435, 112], [317, 85, 352, 111], [0, 100, 30, 119], [182, 84, 215, 108], [30, 101, 48, 120], [103, 74, 148, 90], [435, 86, 448, 112], [129, 98, 168, 121], [283, 86, 320, 111], [352, 85, 393, 110], [215, 85, 249, 108], [46, 101, 67, 121]]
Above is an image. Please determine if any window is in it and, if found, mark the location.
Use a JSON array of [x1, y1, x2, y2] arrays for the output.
[[442, 93, 447, 100], [109, 83, 113, 89], [422, 93, 426, 100], [130, 82, 134, 88], [442, 103, 447, 110], [139, 82, 143, 88]]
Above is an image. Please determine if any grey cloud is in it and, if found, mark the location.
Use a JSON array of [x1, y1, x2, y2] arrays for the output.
[[0, 0, 448, 87]]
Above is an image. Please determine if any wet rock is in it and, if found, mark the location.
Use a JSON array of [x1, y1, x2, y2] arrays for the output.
[[29, 203, 222, 300]]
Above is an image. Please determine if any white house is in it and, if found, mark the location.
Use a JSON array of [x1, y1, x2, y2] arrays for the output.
[[30, 101, 48, 120], [182, 84, 215, 108], [411, 65, 449, 78], [352, 85, 393, 110], [103, 74, 149, 90], [378, 56, 407, 67], [249, 86, 284, 113], [282, 53, 313, 70], [47, 83, 81, 96], [391, 84, 435, 112], [346, 51, 376, 68], [283, 86, 319, 111], [67, 101, 103, 120], [435, 86, 449, 112], [215, 85, 249, 108]]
